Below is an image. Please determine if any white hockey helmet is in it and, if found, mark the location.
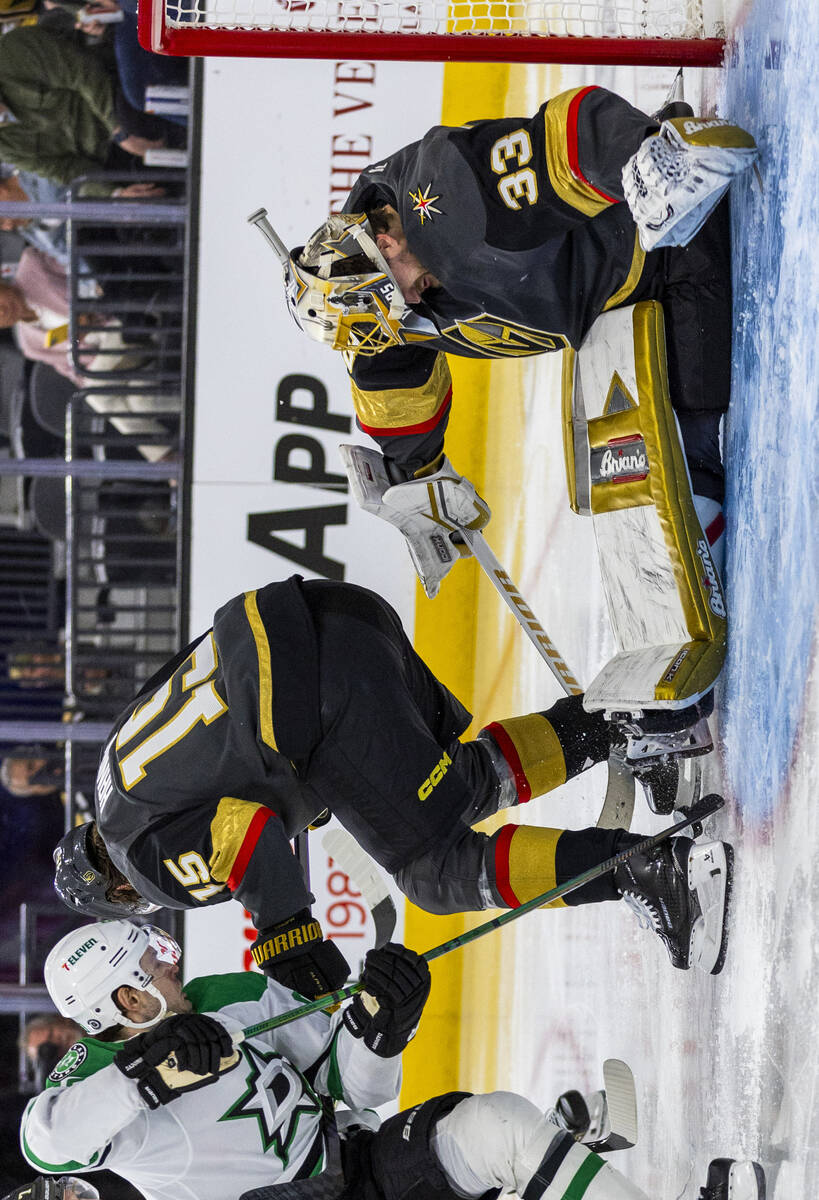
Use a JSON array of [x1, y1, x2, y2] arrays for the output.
[[249, 207, 421, 356], [44, 920, 181, 1034]]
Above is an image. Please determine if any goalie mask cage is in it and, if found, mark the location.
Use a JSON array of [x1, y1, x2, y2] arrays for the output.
[[138, 0, 726, 65]]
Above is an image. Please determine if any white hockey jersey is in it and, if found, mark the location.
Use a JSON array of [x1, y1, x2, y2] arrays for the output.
[[20, 972, 401, 1200]]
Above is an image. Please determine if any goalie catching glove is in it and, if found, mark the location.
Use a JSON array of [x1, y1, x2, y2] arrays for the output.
[[623, 116, 758, 251], [339, 444, 490, 598], [251, 908, 350, 999], [114, 1013, 237, 1109], [342, 942, 431, 1057]]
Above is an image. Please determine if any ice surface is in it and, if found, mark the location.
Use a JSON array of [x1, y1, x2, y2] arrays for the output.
[[486, 7, 818, 1197]]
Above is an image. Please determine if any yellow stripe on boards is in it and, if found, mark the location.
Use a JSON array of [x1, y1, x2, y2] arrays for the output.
[[401, 58, 568, 1106]]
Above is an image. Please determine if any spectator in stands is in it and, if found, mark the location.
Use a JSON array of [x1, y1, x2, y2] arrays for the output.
[[0, 24, 182, 196], [0, 746, 64, 797], [69, 0, 189, 123], [0, 246, 180, 457], [20, 1014, 83, 1079], [0, 171, 164, 270], [0, 246, 95, 382]]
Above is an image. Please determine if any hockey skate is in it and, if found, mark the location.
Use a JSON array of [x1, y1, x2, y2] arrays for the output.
[[613, 707, 714, 815], [615, 836, 732, 973], [546, 1059, 638, 1153], [698, 1159, 766, 1200]]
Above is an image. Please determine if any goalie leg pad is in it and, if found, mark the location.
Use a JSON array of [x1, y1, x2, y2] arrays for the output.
[[562, 301, 727, 713]]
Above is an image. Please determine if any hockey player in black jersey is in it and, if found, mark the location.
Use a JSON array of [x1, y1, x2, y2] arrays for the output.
[[54, 576, 731, 998], [18, 918, 765, 1200], [254, 84, 756, 766], [262, 85, 756, 507]]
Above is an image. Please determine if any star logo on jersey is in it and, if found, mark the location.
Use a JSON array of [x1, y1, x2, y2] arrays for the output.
[[409, 183, 442, 225], [219, 1042, 322, 1161]]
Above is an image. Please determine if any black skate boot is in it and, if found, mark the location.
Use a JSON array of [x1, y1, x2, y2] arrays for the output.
[[629, 756, 680, 815], [699, 1159, 766, 1200], [614, 836, 732, 973]]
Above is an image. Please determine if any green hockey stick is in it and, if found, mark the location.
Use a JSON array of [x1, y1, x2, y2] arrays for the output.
[[240, 793, 723, 1041]]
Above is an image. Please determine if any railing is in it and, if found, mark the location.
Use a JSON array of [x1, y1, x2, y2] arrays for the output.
[[0, 68, 200, 1085]]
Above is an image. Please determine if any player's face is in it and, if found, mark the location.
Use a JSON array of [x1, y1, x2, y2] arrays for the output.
[[375, 233, 439, 304], [139, 927, 192, 1015]]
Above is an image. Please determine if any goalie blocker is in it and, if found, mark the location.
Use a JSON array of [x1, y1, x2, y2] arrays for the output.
[[562, 299, 727, 734]]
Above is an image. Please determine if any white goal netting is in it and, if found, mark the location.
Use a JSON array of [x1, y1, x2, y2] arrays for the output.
[[161, 0, 713, 40]]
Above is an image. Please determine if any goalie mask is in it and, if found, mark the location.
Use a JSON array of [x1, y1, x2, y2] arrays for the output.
[[44, 920, 181, 1034], [249, 208, 434, 356], [53, 821, 159, 920]]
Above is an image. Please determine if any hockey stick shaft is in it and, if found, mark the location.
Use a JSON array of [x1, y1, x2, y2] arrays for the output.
[[456, 526, 582, 697], [240, 794, 723, 1039], [455, 525, 635, 829]]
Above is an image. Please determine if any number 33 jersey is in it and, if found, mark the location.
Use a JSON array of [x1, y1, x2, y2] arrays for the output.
[[343, 85, 661, 478]]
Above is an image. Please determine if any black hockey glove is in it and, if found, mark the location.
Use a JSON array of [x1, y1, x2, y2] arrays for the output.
[[114, 1013, 235, 1109], [342, 942, 431, 1058], [251, 908, 350, 999]]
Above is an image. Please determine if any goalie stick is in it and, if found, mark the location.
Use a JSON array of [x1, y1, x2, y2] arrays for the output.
[[239, 793, 723, 1040], [455, 524, 636, 832], [322, 828, 397, 949], [550, 1058, 638, 1154]]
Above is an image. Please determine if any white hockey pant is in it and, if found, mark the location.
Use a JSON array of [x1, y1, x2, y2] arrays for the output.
[[431, 1093, 651, 1200]]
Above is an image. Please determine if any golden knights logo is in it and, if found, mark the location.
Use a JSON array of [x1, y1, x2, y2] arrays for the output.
[[444, 316, 567, 357], [409, 183, 442, 225]]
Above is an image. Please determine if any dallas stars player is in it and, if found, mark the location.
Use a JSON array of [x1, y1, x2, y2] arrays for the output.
[[18, 921, 765, 1200], [258, 84, 757, 756], [53, 577, 732, 983]]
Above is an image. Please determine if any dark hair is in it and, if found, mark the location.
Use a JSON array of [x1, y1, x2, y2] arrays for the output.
[[328, 252, 377, 279], [89, 824, 144, 908], [366, 204, 395, 236]]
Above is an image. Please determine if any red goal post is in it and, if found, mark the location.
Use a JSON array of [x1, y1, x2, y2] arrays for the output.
[[138, 0, 726, 66]]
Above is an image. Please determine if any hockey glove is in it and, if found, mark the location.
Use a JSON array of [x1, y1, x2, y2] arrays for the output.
[[340, 444, 490, 599], [623, 116, 757, 251], [114, 1013, 236, 1109], [251, 908, 350, 999], [342, 942, 431, 1057]]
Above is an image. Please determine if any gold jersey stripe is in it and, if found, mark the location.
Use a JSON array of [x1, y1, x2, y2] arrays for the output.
[[603, 231, 647, 313], [209, 796, 268, 884], [243, 589, 278, 751], [543, 87, 614, 218], [493, 712, 567, 797], [508, 825, 566, 908], [350, 351, 452, 433]]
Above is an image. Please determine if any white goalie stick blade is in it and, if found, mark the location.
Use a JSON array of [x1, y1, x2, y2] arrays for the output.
[[321, 829, 397, 949], [586, 1059, 639, 1153], [596, 749, 636, 830]]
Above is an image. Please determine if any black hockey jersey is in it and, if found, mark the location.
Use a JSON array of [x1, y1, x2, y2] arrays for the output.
[[95, 577, 326, 929], [343, 85, 659, 476]]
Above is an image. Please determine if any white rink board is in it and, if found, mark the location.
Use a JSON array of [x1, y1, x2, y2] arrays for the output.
[[187, 56, 441, 975]]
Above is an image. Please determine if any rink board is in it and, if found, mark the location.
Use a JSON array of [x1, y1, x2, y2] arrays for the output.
[[190, 17, 819, 1200]]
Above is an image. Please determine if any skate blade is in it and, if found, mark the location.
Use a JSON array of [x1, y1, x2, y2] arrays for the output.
[[687, 841, 733, 975]]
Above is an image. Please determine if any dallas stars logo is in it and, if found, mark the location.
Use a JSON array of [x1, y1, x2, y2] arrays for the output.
[[219, 1042, 322, 1160], [409, 183, 442, 225]]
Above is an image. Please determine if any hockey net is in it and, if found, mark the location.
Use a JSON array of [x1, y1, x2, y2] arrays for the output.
[[139, 0, 726, 64]]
